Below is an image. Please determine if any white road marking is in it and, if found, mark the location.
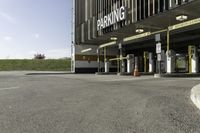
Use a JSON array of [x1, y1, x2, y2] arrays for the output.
[[101, 77, 155, 82], [0, 87, 19, 91]]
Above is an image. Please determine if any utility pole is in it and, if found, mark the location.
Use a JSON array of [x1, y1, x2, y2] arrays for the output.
[[71, 0, 75, 73]]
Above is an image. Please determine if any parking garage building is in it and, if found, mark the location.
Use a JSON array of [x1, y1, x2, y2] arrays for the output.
[[72, 0, 200, 75]]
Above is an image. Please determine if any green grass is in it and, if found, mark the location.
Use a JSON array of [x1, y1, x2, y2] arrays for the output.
[[0, 59, 71, 71]]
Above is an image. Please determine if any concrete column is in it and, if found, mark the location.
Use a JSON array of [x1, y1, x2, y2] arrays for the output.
[[118, 40, 124, 73], [191, 57, 198, 73], [189, 45, 198, 73], [135, 57, 139, 70], [127, 54, 134, 73], [105, 59, 109, 73], [97, 48, 100, 72], [149, 52, 154, 73], [143, 51, 148, 73]]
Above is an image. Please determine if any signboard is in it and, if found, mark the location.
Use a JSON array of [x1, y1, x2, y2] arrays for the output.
[[118, 43, 122, 49], [156, 42, 162, 54], [155, 34, 161, 42], [157, 54, 162, 61], [97, 6, 126, 31]]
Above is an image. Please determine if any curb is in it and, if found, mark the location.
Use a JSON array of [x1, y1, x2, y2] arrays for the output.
[[191, 84, 200, 110], [26, 72, 74, 75], [163, 73, 200, 78]]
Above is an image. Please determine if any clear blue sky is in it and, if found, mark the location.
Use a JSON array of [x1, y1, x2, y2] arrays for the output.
[[0, 0, 72, 59]]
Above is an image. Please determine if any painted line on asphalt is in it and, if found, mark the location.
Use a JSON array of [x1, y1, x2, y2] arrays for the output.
[[103, 77, 155, 82], [0, 87, 20, 91], [191, 84, 200, 110]]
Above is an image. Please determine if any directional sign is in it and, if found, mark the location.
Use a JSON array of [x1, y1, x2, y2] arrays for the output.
[[156, 42, 162, 54]]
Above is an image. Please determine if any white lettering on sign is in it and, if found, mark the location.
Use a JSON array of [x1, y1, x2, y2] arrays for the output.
[[97, 6, 126, 31]]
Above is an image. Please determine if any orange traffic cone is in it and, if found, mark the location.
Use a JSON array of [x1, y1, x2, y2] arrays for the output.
[[133, 57, 140, 77], [133, 67, 140, 77]]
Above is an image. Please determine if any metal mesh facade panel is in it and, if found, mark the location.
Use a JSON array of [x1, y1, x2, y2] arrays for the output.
[[74, 0, 194, 44]]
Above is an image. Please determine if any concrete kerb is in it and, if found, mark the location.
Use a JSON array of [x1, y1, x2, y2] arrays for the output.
[[26, 72, 74, 75], [191, 84, 200, 110]]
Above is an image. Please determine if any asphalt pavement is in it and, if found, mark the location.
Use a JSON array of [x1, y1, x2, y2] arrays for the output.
[[0, 71, 200, 133]]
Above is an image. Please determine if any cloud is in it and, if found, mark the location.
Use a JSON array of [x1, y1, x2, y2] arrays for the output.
[[4, 36, 12, 41], [34, 33, 40, 39], [0, 12, 16, 24]]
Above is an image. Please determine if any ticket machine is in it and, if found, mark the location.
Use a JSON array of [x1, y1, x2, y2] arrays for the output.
[[127, 54, 134, 73], [166, 50, 176, 73], [188, 45, 198, 73]]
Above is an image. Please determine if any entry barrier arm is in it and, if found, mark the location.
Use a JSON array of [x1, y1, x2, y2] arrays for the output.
[[109, 57, 128, 61]]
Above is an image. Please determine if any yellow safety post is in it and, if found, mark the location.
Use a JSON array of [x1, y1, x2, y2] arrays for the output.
[[167, 28, 170, 52]]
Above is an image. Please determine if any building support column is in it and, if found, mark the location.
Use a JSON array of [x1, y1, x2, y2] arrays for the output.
[[149, 52, 154, 73], [144, 51, 149, 73], [188, 45, 198, 73], [118, 40, 124, 74], [127, 54, 134, 73], [104, 47, 109, 73], [97, 48, 100, 72], [166, 28, 176, 74]]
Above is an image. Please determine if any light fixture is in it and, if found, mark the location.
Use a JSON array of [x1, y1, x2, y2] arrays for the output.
[[99, 41, 116, 48], [176, 15, 188, 21], [110, 37, 117, 41], [136, 28, 144, 33], [81, 48, 92, 53]]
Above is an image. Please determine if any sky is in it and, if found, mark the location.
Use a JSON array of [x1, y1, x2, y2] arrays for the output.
[[0, 0, 72, 59]]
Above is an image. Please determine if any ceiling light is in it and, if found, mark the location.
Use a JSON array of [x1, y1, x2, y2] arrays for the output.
[[81, 48, 92, 53], [136, 28, 144, 33], [176, 15, 188, 21], [110, 37, 117, 41]]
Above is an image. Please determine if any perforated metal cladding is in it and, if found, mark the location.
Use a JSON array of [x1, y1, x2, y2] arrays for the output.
[[74, 0, 194, 44]]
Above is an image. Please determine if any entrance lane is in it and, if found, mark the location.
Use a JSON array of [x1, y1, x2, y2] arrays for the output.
[[0, 73, 200, 133]]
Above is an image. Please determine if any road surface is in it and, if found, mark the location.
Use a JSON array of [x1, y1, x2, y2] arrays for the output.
[[0, 72, 200, 133]]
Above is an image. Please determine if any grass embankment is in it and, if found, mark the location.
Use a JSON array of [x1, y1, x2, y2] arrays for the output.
[[0, 59, 71, 71]]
